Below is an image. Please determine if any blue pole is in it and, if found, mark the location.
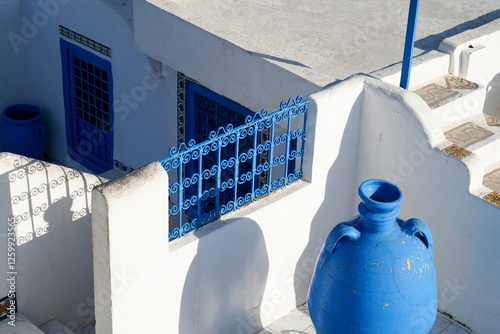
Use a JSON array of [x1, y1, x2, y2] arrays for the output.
[[400, 0, 421, 90]]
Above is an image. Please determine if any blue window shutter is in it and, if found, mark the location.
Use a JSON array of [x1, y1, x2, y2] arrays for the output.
[[60, 39, 113, 173]]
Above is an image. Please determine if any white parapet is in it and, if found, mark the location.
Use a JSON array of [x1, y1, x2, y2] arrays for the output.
[[0, 153, 104, 330], [92, 161, 169, 334]]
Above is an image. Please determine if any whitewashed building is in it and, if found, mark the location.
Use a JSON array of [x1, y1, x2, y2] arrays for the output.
[[1, 0, 500, 333]]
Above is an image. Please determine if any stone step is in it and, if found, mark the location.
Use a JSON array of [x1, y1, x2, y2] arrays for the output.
[[483, 166, 500, 207], [0, 313, 45, 333], [413, 75, 485, 129], [443, 116, 500, 165], [439, 113, 500, 207], [443, 113, 500, 133], [75, 325, 95, 334], [38, 319, 74, 334]]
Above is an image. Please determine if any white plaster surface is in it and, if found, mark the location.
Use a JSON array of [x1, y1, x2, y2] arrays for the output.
[[484, 72, 500, 119], [0, 153, 104, 330], [353, 78, 500, 334], [0, 0, 28, 111], [139, 0, 500, 86], [439, 18, 500, 79], [92, 161, 169, 334], [91, 76, 366, 333]]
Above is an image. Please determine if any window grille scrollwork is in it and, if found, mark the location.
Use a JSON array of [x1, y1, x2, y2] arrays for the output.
[[161, 96, 309, 241]]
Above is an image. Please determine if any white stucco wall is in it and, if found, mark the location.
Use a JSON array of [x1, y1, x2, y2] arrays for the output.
[[0, 0, 29, 120], [373, 50, 450, 90], [91, 76, 366, 333], [0, 152, 105, 331], [92, 161, 169, 334], [1, 0, 177, 174], [354, 79, 500, 333], [439, 18, 500, 82], [94, 74, 500, 334], [445, 25, 500, 120]]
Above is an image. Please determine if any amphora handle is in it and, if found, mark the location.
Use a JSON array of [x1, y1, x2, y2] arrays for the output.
[[400, 218, 434, 261], [319, 224, 361, 269]]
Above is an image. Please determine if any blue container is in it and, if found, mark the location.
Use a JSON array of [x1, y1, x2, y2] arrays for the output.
[[308, 179, 437, 333], [1, 104, 47, 159]]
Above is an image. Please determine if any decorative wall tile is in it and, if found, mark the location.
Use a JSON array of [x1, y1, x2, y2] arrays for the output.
[[0, 295, 16, 321], [485, 114, 500, 127], [484, 192, 500, 207], [442, 144, 472, 160], [444, 122, 494, 148], [414, 83, 459, 109], [444, 75, 479, 90], [483, 168, 500, 193], [59, 26, 111, 57]]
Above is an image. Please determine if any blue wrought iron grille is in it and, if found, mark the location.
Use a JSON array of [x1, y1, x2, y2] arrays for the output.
[[60, 39, 113, 173], [160, 95, 309, 241]]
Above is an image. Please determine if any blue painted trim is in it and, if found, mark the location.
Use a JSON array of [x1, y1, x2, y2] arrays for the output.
[[400, 0, 421, 90], [60, 39, 114, 173]]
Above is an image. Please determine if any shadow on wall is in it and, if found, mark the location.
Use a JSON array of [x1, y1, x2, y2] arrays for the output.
[[293, 92, 364, 306], [179, 218, 269, 334], [415, 9, 500, 52], [483, 72, 500, 118], [0, 153, 105, 330]]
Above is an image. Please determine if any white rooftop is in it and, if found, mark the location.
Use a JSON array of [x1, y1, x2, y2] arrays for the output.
[[155, 0, 500, 86]]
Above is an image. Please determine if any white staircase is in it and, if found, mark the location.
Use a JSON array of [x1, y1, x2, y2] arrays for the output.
[[73, 326, 96, 334], [39, 320, 76, 334], [0, 314, 95, 334], [0, 313, 44, 334], [414, 74, 500, 207], [38, 320, 95, 334]]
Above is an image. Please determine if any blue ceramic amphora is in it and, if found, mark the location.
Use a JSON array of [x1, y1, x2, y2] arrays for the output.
[[308, 179, 437, 333]]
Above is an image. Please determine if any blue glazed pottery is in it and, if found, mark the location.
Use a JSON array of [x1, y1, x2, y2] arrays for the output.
[[308, 179, 437, 333], [1, 104, 47, 159]]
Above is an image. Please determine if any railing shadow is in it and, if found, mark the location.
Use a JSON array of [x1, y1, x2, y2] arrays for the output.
[[0, 153, 105, 329], [293, 92, 364, 306], [179, 218, 269, 334]]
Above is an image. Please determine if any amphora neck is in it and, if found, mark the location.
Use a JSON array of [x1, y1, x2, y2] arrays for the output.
[[358, 179, 403, 234]]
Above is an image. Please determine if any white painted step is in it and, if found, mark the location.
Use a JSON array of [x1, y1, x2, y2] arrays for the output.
[[433, 86, 486, 129], [75, 325, 95, 334], [38, 319, 74, 334], [0, 313, 44, 333], [444, 113, 500, 164], [469, 133, 500, 163]]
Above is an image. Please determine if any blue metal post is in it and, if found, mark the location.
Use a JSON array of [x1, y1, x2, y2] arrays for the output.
[[400, 0, 421, 90]]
